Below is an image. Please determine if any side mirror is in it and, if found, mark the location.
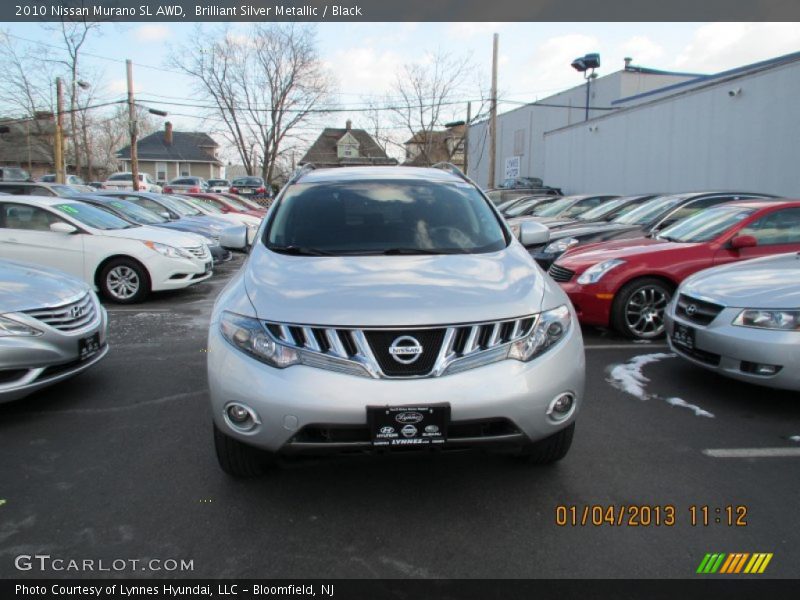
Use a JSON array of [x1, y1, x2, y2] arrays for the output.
[[517, 221, 550, 246], [730, 234, 757, 250], [158, 211, 171, 220], [50, 222, 78, 234]]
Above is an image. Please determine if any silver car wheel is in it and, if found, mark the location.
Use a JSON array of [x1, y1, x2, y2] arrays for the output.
[[624, 286, 669, 338], [106, 266, 140, 300]]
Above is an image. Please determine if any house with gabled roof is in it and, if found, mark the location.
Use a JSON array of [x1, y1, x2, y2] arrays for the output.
[[299, 120, 397, 168], [116, 122, 223, 184]]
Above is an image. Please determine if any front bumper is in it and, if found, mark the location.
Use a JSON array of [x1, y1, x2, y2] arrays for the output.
[[207, 321, 586, 454], [148, 255, 213, 292], [666, 309, 800, 391], [0, 307, 109, 403], [560, 281, 613, 328]]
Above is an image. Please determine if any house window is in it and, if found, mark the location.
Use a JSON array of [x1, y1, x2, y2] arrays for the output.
[[179, 164, 191, 177], [156, 162, 167, 182]]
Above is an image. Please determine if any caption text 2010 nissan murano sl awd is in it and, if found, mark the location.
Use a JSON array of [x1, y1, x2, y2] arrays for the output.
[[207, 166, 585, 476]]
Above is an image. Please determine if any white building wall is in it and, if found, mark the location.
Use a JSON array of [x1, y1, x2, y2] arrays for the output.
[[467, 69, 698, 188], [541, 59, 800, 197]]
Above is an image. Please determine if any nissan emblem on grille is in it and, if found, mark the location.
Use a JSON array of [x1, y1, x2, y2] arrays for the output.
[[686, 304, 698, 316], [388, 335, 423, 364]]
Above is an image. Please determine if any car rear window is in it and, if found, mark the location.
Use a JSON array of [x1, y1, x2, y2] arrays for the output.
[[108, 173, 133, 181], [266, 180, 508, 255], [232, 178, 262, 186]]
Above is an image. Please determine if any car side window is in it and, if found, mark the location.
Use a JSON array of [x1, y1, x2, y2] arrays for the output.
[[660, 197, 730, 227], [738, 208, 800, 245], [0, 185, 23, 195], [134, 198, 162, 212], [29, 186, 56, 196], [0, 203, 65, 231]]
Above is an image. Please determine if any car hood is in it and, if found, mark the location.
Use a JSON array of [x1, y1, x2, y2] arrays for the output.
[[243, 243, 547, 327], [99, 225, 205, 248], [0, 260, 90, 313], [557, 237, 697, 270], [680, 253, 800, 308]]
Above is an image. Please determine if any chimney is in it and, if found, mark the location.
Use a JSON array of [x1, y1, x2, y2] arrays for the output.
[[345, 119, 352, 131], [164, 121, 173, 145], [623, 57, 633, 70]]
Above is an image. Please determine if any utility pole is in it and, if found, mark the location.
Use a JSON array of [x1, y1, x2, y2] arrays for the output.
[[488, 33, 499, 188], [126, 59, 139, 191], [54, 77, 65, 184], [463, 101, 471, 176]]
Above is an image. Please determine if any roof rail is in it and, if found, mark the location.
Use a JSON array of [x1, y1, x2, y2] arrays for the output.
[[287, 163, 316, 185], [431, 162, 468, 182]]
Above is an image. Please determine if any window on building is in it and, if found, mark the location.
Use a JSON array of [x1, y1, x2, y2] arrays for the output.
[[156, 162, 167, 181]]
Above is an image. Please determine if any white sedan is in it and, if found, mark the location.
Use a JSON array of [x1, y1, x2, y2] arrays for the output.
[[103, 172, 162, 193], [0, 196, 213, 303], [172, 195, 262, 245]]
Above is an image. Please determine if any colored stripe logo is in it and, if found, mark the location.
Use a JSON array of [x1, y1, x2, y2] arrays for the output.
[[697, 553, 773, 574]]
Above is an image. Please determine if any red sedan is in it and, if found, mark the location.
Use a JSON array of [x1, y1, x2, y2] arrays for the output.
[[185, 192, 267, 218], [549, 200, 800, 339]]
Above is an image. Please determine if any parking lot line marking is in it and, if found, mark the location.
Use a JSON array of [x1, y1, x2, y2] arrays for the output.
[[703, 448, 800, 458], [586, 344, 669, 350], [105, 308, 170, 313]]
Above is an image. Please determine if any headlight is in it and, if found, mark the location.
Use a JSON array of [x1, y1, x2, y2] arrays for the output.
[[544, 237, 579, 254], [0, 315, 42, 337], [219, 312, 299, 368], [732, 309, 800, 331], [508, 305, 571, 362], [577, 259, 626, 285], [143, 241, 193, 259]]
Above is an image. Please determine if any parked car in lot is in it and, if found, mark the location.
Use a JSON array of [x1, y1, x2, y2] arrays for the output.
[[0, 196, 213, 303], [207, 179, 230, 193], [666, 252, 800, 391], [535, 194, 658, 230], [0, 167, 31, 181], [486, 187, 562, 205], [103, 172, 162, 193], [175, 195, 261, 245], [551, 200, 800, 339], [507, 195, 618, 228], [229, 176, 269, 198], [208, 165, 584, 476], [71, 194, 233, 263], [38, 174, 85, 186], [527, 191, 775, 269], [95, 191, 248, 250], [500, 195, 563, 218], [497, 176, 544, 189], [184, 192, 267, 217], [163, 176, 208, 194], [0, 181, 85, 197], [221, 192, 272, 211], [0, 260, 109, 403]]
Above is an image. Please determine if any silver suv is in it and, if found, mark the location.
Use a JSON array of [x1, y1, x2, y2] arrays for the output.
[[207, 165, 585, 476]]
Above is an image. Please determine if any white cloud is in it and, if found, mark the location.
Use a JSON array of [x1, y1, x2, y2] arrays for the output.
[[673, 23, 800, 73], [511, 33, 601, 97], [323, 47, 406, 97], [619, 35, 665, 65], [134, 25, 171, 42]]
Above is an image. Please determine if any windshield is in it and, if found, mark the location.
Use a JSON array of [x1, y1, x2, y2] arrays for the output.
[[216, 194, 249, 210], [160, 195, 203, 216], [230, 195, 262, 210], [232, 178, 262, 186], [105, 199, 167, 224], [266, 180, 508, 255], [534, 197, 583, 218], [53, 202, 136, 230], [505, 197, 549, 217], [613, 195, 689, 226], [578, 197, 629, 221], [108, 173, 132, 181], [208, 180, 228, 186], [184, 196, 225, 214], [657, 206, 755, 243]]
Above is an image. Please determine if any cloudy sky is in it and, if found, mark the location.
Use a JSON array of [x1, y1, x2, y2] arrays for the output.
[[6, 21, 800, 158]]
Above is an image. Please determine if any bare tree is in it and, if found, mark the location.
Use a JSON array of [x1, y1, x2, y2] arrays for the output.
[[88, 104, 158, 178], [170, 24, 333, 184], [388, 50, 475, 167]]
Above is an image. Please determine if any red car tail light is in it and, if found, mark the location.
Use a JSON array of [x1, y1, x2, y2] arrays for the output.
[[256, 186, 266, 194], [188, 186, 200, 193], [163, 186, 173, 193], [230, 187, 238, 194]]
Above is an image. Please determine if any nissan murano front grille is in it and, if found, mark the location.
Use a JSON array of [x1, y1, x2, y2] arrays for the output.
[[263, 316, 537, 379]]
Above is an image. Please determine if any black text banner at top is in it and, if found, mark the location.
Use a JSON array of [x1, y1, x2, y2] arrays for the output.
[[6, 0, 800, 22]]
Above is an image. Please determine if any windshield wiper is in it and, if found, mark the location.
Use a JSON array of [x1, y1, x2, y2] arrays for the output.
[[268, 244, 335, 256], [381, 247, 465, 255]]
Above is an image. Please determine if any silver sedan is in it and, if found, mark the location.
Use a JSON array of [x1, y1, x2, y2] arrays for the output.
[[0, 260, 109, 403], [666, 252, 800, 391]]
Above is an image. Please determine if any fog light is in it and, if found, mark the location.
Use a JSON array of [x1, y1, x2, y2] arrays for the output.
[[741, 361, 782, 376], [224, 402, 260, 432], [548, 393, 575, 420]]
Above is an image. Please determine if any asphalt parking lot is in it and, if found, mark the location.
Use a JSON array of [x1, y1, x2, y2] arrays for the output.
[[1, 254, 798, 579]]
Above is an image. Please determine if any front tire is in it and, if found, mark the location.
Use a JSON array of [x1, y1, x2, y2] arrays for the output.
[[213, 425, 275, 477], [516, 423, 575, 464], [611, 277, 674, 339], [99, 258, 150, 304]]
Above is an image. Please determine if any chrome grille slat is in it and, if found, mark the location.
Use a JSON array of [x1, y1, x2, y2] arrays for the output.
[[262, 314, 540, 379], [22, 293, 97, 332]]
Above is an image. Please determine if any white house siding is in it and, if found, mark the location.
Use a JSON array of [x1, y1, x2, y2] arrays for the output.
[[541, 58, 800, 197]]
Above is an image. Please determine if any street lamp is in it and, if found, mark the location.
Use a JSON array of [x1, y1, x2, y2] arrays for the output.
[[571, 53, 600, 121]]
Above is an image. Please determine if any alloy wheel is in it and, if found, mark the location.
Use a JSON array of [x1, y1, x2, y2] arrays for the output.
[[624, 285, 670, 338], [106, 266, 140, 300]]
